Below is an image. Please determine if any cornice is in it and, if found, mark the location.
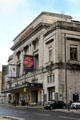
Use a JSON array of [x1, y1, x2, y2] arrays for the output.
[[44, 21, 80, 37]]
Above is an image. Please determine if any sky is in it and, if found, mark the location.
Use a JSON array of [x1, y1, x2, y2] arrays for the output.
[[0, 0, 80, 71]]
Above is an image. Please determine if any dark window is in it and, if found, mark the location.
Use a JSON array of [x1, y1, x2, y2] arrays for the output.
[[70, 47, 77, 60], [34, 54, 39, 71], [16, 51, 20, 60], [33, 42, 36, 50], [53, 75, 55, 82], [49, 48, 52, 61], [50, 75, 52, 83], [17, 64, 21, 77], [24, 46, 29, 55], [47, 76, 49, 83], [33, 39, 39, 50]]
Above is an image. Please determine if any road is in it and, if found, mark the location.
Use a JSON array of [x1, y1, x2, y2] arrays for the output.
[[0, 105, 80, 120]]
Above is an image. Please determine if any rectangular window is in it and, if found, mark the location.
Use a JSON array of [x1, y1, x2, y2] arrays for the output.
[[47, 76, 50, 83], [16, 51, 20, 60], [33, 42, 36, 50], [53, 75, 55, 82], [24, 46, 29, 55], [50, 75, 52, 83], [34, 54, 39, 71], [48, 87, 55, 101], [47, 74, 55, 83], [49, 48, 52, 61], [70, 47, 77, 60], [33, 39, 39, 50], [17, 64, 21, 77]]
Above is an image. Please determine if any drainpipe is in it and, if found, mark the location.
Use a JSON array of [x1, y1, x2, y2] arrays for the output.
[[64, 33, 68, 107]]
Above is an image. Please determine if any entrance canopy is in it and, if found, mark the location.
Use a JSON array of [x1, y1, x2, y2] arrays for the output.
[[2, 82, 43, 93]]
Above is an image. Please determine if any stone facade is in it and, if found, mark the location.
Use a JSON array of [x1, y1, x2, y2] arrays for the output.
[[3, 12, 80, 105]]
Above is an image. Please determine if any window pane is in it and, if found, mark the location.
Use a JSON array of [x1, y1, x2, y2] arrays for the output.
[[49, 49, 52, 61], [50, 75, 52, 83], [34, 54, 39, 71], [53, 75, 55, 82], [70, 47, 77, 60], [47, 76, 50, 83]]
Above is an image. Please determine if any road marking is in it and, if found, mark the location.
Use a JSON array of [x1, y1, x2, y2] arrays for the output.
[[33, 113, 50, 117], [59, 115, 80, 120]]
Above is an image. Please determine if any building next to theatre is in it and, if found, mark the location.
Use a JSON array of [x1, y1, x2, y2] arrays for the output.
[[2, 11, 80, 105], [0, 71, 7, 103], [0, 72, 2, 94]]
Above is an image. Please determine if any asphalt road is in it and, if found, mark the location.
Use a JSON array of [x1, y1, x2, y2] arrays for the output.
[[0, 105, 80, 120]]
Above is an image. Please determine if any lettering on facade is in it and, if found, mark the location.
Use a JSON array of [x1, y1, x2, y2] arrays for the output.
[[19, 26, 33, 40]]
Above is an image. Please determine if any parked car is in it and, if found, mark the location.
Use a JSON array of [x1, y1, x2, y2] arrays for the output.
[[56, 101, 66, 109], [44, 100, 66, 110], [71, 101, 80, 109], [44, 100, 57, 110]]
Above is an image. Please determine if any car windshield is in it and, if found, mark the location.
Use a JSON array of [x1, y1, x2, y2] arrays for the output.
[[50, 101, 56, 104]]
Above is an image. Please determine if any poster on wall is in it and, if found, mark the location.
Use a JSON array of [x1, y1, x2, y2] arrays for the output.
[[24, 55, 34, 72], [8, 64, 17, 78]]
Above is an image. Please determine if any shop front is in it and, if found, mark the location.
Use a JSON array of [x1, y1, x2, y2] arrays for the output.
[[19, 88, 43, 105]]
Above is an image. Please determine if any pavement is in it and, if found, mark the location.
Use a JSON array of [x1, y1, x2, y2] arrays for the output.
[[16, 104, 80, 114], [16, 105, 43, 109], [53, 108, 80, 114], [1, 103, 80, 114]]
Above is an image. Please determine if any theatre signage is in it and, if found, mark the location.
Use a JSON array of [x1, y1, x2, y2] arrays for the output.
[[24, 55, 34, 72]]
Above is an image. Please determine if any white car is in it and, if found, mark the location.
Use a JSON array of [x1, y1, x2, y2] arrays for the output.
[[71, 102, 80, 109]]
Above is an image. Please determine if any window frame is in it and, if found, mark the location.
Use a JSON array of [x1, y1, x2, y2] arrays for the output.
[[49, 47, 53, 62], [47, 74, 55, 83], [70, 46, 78, 61]]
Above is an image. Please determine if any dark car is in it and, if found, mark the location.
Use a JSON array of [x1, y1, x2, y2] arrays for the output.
[[56, 101, 66, 109], [44, 101, 57, 110], [44, 100, 66, 110]]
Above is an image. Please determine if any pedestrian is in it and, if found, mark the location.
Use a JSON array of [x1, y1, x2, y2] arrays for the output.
[[13, 99, 16, 106], [26, 99, 29, 106]]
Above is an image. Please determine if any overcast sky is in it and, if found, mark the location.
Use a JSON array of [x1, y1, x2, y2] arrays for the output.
[[0, 0, 80, 71]]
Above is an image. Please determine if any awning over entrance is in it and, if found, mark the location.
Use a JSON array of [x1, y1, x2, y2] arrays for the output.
[[2, 82, 43, 93]]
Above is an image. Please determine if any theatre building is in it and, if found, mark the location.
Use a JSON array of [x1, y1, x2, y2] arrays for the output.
[[2, 12, 80, 104]]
